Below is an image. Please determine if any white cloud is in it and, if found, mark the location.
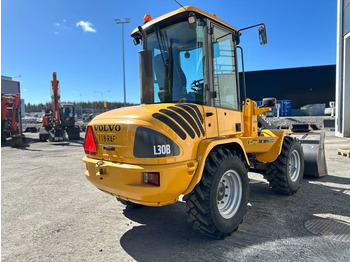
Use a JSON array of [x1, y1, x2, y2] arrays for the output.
[[54, 32, 59, 35], [55, 22, 60, 26], [76, 21, 96, 33]]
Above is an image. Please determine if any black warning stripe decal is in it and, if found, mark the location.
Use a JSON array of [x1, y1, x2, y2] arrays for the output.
[[176, 104, 205, 136], [159, 109, 195, 139], [152, 113, 187, 140], [168, 106, 201, 138], [183, 103, 204, 124]]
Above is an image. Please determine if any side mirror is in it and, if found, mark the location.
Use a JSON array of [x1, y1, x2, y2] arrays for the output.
[[259, 25, 267, 45], [262, 97, 276, 107]]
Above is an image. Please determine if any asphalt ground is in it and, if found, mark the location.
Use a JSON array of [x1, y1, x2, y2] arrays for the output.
[[1, 130, 350, 261]]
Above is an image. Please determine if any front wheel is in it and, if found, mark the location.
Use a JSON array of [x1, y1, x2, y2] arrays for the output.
[[184, 148, 249, 239], [265, 136, 304, 194]]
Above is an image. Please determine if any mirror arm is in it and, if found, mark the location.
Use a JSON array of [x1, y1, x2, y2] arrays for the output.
[[238, 23, 265, 33], [238, 23, 267, 45]]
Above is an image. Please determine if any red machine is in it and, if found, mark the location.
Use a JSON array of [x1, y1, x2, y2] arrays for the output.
[[39, 72, 80, 142], [1, 93, 28, 147]]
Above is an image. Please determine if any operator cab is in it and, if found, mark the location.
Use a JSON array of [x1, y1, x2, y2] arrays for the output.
[[132, 7, 244, 111], [61, 104, 75, 127]]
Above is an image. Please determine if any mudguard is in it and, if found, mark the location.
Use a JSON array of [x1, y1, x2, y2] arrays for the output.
[[182, 137, 249, 195]]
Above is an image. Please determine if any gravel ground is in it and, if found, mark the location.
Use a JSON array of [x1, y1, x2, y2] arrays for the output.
[[1, 128, 350, 262]]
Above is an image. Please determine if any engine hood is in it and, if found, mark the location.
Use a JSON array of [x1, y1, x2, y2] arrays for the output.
[[86, 103, 206, 165]]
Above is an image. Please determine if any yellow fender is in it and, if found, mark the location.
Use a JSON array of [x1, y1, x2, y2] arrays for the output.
[[255, 129, 290, 163], [182, 137, 249, 195]]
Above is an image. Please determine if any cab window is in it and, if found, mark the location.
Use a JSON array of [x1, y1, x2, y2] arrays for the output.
[[212, 26, 239, 110]]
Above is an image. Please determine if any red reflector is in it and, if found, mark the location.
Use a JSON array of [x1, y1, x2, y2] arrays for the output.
[[143, 14, 152, 24], [144, 172, 160, 186], [84, 125, 97, 155]]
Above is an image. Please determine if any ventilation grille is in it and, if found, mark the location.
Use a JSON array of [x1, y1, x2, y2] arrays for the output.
[[152, 104, 205, 140]]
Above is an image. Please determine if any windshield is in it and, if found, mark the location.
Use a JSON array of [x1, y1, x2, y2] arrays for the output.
[[147, 19, 207, 104], [62, 105, 74, 118]]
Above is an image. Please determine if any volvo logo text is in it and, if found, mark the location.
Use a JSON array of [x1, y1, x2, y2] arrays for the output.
[[93, 125, 121, 132]]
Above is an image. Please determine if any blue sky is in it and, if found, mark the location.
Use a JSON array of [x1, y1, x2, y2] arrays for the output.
[[2, 0, 337, 105]]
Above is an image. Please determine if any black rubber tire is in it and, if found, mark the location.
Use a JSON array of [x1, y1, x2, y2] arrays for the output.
[[39, 134, 46, 142], [265, 136, 304, 195], [184, 147, 249, 239], [116, 198, 143, 208], [67, 127, 80, 140]]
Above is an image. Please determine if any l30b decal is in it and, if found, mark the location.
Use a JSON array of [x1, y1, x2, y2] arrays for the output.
[[153, 144, 171, 156]]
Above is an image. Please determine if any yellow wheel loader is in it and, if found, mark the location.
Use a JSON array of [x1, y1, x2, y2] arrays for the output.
[[82, 6, 327, 239]]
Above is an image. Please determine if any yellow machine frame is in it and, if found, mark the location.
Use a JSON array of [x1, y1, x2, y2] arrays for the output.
[[81, 6, 318, 240]]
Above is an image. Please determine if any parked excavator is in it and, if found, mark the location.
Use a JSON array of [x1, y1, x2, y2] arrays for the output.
[[39, 72, 80, 142], [82, 6, 327, 239], [1, 93, 29, 147]]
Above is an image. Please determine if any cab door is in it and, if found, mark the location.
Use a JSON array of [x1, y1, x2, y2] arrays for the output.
[[210, 24, 242, 137]]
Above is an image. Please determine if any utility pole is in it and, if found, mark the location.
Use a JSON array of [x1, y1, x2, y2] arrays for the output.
[[114, 18, 131, 107]]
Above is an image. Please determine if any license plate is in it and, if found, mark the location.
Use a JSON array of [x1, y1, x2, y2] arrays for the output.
[[97, 134, 117, 144]]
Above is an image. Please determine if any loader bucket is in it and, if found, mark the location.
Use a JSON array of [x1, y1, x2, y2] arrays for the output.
[[290, 131, 328, 177]]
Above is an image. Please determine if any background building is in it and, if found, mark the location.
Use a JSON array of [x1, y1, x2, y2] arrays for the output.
[[336, 0, 350, 137], [241, 65, 335, 109], [1, 76, 20, 94]]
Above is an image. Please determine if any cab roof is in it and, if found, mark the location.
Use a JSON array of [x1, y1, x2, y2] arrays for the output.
[[131, 6, 239, 37]]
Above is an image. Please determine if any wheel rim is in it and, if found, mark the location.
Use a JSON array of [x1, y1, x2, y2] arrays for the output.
[[216, 170, 242, 219], [289, 149, 301, 182]]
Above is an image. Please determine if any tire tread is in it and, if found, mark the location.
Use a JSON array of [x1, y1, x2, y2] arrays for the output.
[[185, 147, 247, 239], [264, 136, 304, 195]]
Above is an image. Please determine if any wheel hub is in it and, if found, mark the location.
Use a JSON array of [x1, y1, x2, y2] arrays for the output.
[[216, 170, 242, 219], [289, 149, 301, 182], [217, 182, 225, 201]]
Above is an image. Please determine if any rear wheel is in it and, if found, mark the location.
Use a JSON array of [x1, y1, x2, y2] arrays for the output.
[[265, 136, 304, 194], [184, 147, 249, 239]]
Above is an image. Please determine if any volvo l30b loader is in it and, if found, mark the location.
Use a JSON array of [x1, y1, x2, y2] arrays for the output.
[[83, 6, 327, 239]]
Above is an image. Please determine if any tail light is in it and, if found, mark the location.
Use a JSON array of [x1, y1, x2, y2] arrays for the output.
[[84, 125, 97, 155], [143, 172, 160, 186]]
